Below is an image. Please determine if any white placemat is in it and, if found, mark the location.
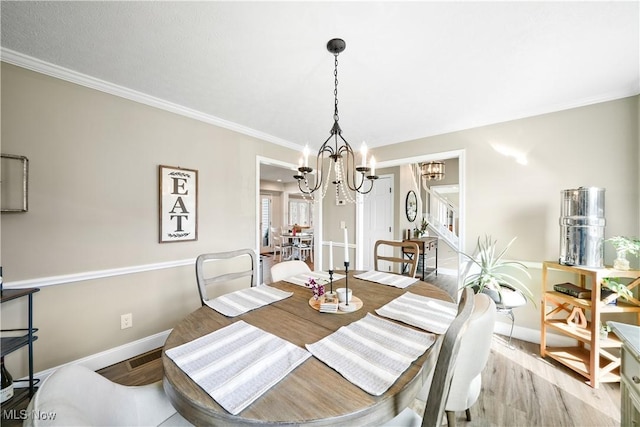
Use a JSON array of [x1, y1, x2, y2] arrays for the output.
[[375, 292, 458, 334], [305, 313, 435, 396], [206, 285, 292, 317], [282, 271, 345, 287], [166, 321, 311, 415], [353, 270, 419, 288]]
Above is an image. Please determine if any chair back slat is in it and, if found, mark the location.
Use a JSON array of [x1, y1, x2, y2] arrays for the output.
[[195, 249, 257, 305], [422, 288, 475, 427], [203, 270, 254, 286], [374, 240, 420, 277]]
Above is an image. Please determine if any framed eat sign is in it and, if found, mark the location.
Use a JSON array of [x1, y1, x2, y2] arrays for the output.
[[159, 165, 198, 243]]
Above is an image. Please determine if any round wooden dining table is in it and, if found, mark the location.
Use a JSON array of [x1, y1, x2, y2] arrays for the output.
[[162, 271, 453, 426]]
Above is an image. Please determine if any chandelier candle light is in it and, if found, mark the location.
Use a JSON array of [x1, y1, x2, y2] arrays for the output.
[[294, 38, 378, 201]]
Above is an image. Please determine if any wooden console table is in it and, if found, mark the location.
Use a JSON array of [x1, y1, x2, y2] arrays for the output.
[[402, 236, 438, 280]]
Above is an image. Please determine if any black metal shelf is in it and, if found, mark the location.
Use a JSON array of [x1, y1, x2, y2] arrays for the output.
[[0, 287, 40, 410], [1, 333, 38, 357], [1, 288, 39, 303]]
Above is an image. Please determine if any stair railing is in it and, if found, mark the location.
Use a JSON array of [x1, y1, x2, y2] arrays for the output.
[[424, 186, 459, 248]]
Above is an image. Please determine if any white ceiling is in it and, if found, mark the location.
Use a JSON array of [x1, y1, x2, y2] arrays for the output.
[[1, 1, 638, 154]]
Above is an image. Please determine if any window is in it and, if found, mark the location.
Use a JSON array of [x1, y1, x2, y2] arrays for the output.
[[289, 199, 312, 226]]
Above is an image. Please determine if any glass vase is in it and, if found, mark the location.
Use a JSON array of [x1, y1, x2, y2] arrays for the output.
[[613, 250, 630, 270]]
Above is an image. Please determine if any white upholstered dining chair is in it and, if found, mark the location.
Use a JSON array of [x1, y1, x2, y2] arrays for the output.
[[381, 288, 475, 427], [24, 364, 191, 426], [442, 292, 496, 425], [195, 249, 258, 306], [270, 260, 311, 283], [412, 292, 496, 426]]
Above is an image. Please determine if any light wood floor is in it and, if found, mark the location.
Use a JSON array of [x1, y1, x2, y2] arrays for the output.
[[410, 335, 620, 426], [98, 255, 621, 426], [98, 334, 621, 426]]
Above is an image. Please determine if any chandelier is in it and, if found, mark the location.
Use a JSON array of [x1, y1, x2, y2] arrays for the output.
[[421, 161, 445, 184], [294, 38, 378, 202]]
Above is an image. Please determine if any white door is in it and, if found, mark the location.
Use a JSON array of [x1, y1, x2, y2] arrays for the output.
[[362, 176, 393, 271]]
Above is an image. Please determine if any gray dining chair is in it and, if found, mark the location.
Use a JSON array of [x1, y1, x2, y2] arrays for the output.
[[195, 249, 258, 306], [382, 288, 475, 427], [374, 240, 420, 277]]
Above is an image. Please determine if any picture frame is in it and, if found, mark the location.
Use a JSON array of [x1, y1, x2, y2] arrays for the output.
[[1, 154, 29, 213], [159, 165, 198, 243]]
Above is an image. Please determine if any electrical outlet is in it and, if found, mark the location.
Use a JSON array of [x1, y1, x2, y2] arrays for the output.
[[120, 313, 132, 329], [340, 221, 346, 229]]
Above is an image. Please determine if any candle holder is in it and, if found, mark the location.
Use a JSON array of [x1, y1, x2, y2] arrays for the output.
[[338, 261, 356, 312], [324, 270, 337, 304], [328, 270, 334, 294]]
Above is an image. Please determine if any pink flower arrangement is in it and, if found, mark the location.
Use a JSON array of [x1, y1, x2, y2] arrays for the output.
[[305, 277, 326, 300]]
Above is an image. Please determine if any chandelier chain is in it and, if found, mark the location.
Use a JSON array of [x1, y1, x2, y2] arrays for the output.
[[333, 54, 339, 122]]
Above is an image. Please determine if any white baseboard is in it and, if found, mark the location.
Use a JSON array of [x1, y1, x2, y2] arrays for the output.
[[17, 329, 172, 386], [436, 268, 457, 276], [494, 321, 576, 347]]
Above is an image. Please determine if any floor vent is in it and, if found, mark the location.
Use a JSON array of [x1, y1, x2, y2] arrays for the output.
[[128, 348, 162, 370]]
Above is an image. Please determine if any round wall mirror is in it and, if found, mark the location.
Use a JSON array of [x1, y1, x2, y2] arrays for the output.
[[405, 190, 417, 222]]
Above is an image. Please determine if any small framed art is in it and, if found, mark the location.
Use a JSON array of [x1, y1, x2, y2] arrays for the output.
[[1, 154, 29, 213], [159, 165, 198, 243]]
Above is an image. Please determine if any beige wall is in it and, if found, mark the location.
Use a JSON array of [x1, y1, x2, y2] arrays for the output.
[[2, 62, 638, 374], [328, 95, 640, 332], [1, 63, 299, 375], [372, 96, 639, 262]]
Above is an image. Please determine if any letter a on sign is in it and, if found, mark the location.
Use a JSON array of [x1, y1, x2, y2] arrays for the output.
[[159, 165, 198, 242]]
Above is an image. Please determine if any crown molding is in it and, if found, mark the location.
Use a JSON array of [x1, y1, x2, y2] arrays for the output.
[[1, 48, 302, 151]]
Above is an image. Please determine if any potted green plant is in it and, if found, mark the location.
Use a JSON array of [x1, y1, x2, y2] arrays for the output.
[[599, 322, 611, 339], [459, 235, 534, 304], [607, 236, 640, 270], [600, 277, 633, 305], [413, 218, 429, 238]]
